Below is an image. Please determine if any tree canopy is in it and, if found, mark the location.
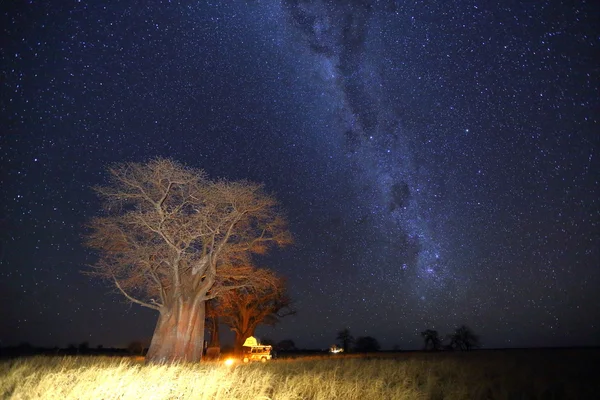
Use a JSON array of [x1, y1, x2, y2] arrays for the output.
[[421, 329, 442, 351], [216, 267, 294, 352], [85, 158, 292, 362], [448, 325, 481, 351]]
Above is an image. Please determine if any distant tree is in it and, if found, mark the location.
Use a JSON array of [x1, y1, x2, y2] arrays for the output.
[[78, 342, 90, 353], [85, 158, 292, 362], [354, 336, 380, 352], [420, 329, 441, 351], [216, 268, 294, 353], [337, 328, 354, 353], [448, 325, 480, 351], [97, 344, 104, 350], [277, 339, 296, 351]]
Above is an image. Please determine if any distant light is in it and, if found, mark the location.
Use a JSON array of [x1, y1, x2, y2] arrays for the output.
[[224, 358, 235, 366]]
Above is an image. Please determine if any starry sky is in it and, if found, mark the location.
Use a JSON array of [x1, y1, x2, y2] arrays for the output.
[[1, 0, 598, 350]]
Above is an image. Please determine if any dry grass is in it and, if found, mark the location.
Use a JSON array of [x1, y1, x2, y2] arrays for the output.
[[0, 349, 597, 399]]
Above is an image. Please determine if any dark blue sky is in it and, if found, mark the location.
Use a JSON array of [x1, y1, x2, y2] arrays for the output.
[[1, 0, 598, 350]]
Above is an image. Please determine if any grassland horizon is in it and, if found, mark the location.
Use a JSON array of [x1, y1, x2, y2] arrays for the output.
[[1, 348, 597, 399]]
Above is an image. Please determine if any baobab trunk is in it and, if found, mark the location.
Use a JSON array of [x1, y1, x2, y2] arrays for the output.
[[208, 315, 220, 348], [234, 327, 256, 354], [146, 300, 205, 363]]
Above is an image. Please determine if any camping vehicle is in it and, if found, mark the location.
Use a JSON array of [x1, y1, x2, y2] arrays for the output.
[[241, 344, 272, 363], [329, 344, 344, 354], [222, 336, 272, 365], [240, 336, 272, 363]]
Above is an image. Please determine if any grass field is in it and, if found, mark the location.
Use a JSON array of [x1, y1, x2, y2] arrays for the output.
[[0, 349, 597, 399]]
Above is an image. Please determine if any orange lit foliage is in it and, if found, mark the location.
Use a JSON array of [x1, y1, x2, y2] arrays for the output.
[[216, 268, 294, 352]]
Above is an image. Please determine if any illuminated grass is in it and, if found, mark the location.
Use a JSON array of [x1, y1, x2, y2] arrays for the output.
[[0, 350, 596, 399]]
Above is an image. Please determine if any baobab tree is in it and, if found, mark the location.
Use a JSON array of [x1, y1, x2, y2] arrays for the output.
[[216, 268, 294, 353], [85, 158, 291, 362]]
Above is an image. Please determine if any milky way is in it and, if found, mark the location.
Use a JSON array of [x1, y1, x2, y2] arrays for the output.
[[281, 0, 455, 312], [1, 1, 598, 349]]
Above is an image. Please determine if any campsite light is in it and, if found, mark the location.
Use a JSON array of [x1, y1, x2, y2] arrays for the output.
[[224, 358, 235, 366]]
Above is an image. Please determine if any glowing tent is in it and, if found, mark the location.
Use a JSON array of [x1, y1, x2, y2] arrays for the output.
[[243, 336, 259, 347]]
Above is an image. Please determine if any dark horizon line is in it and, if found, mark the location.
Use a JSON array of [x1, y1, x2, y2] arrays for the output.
[[2, 343, 598, 352]]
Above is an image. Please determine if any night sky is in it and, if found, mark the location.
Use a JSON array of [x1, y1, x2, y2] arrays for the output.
[[1, 1, 598, 351]]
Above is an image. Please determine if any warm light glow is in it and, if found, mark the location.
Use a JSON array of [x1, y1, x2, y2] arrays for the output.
[[329, 345, 344, 354], [224, 358, 235, 366]]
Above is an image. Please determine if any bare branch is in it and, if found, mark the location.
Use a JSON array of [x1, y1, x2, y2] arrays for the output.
[[84, 158, 291, 316], [113, 276, 161, 311]]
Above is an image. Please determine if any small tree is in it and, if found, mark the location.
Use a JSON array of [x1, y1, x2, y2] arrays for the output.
[[85, 158, 291, 362], [336, 328, 354, 353], [216, 268, 294, 353], [420, 329, 441, 351], [448, 325, 480, 351], [354, 336, 380, 352]]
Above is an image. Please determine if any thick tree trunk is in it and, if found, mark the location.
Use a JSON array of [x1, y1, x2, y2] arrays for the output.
[[234, 334, 245, 354], [234, 327, 256, 354], [208, 315, 220, 347], [146, 300, 205, 363]]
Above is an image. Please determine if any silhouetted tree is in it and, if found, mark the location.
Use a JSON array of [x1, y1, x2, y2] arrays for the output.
[[216, 268, 294, 353], [85, 158, 292, 362], [448, 325, 480, 351], [354, 336, 380, 352], [420, 329, 441, 351], [78, 342, 90, 353], [337, 328, 354, 352]]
